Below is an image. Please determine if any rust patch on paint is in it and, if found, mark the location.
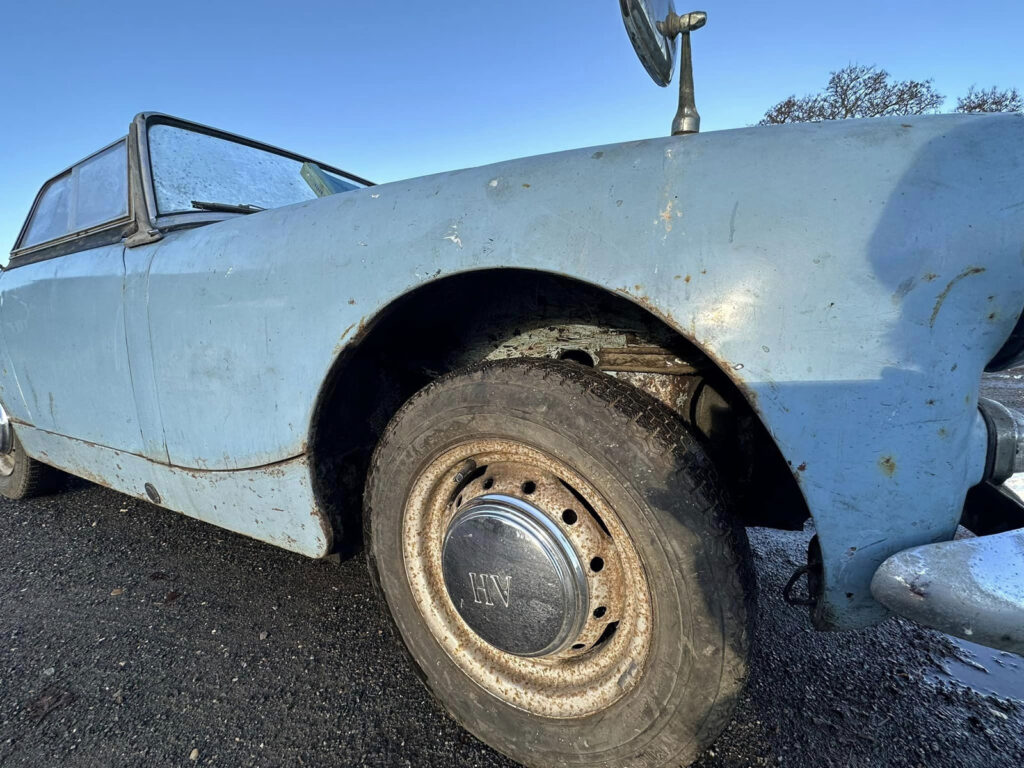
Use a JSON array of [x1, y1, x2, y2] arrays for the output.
[[659, 200, 675, 232], [878, 455, 897, 477], [797, 462, 807, 472]]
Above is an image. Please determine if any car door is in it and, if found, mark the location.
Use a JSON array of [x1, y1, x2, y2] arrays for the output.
[[122, 223, 317, 471], [0, 140, 146, 456], [117, 116, 368, 471]]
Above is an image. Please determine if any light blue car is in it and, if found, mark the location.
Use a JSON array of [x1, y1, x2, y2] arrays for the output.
[[2, 5, 1023, 767]]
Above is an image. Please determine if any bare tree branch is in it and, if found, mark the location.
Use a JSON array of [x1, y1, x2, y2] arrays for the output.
[[955, 85, 1023, 113], [760, 64, 944, 125]]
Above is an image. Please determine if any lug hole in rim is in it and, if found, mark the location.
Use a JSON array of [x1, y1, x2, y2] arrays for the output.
[[455, 494, 463, 507], [590, 556, 605, 572], [482, 477, 494, 490], [571, 643, 586, 651], [561, 508, 577, 525], [593, 621, 620, 649], [593, 606, 607, 619], [521, 481, 537, 495]]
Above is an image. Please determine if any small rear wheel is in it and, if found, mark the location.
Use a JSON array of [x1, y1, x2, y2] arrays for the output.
[[365, 359, 755, 768], [0, 408, 59, 500]]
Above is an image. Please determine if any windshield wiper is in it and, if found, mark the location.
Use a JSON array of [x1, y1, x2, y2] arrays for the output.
[[190, 200, 265, 214]]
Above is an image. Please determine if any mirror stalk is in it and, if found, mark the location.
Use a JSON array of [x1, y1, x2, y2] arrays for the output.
[[658, 10, 707, 136], [672, 29, 699, 135]]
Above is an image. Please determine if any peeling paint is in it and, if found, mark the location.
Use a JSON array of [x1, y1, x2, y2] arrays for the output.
[[443, 224, 463, 248], [339, 322, 357, 341]]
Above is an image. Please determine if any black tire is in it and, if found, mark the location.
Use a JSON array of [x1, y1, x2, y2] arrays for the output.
[[0, 432, 60, 500], [365, 359, 755, 768]]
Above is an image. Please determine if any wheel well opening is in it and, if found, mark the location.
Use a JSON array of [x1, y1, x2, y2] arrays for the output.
[[310, 269, 809, 556]]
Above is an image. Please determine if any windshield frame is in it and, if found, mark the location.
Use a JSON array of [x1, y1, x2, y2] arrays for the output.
[[135, 113, 373, 233]]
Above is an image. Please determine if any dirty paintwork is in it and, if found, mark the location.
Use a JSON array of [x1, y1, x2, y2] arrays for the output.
[[0, 244, 144, 452], [13, 422, 331, 557], [1, 113, 1023, 628]]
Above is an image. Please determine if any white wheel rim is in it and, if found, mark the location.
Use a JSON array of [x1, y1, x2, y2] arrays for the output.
[[401, 439, 653, 718]]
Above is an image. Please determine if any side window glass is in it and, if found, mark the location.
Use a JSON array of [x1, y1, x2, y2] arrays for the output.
[[18, 140, 128, 251], [75, 142, 128, 230], [22, 173, 72, 248]]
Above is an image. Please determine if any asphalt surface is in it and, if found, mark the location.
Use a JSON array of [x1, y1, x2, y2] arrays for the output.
[[0, 375, 1022, 767]]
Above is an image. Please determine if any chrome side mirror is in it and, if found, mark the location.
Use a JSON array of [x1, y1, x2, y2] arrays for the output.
[[620, 0, 677, 86], [620, 2, 707, 135]]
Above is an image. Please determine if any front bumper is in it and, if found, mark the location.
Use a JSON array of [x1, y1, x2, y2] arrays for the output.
[[870, 400, 1024, 654], [871, 491, 1024, 655]]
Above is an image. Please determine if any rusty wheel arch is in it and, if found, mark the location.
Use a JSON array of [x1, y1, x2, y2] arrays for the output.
[[308, 268, 809, 556]]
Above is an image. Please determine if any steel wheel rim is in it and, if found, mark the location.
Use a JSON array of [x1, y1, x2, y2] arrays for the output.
[[402, 438, 652, 718]]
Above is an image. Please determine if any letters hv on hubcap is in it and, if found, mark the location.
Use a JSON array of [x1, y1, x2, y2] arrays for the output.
[[441, 494, 589, 657]]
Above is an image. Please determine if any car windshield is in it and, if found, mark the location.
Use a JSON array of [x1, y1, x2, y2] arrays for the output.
[[147, 122, 359, 215]]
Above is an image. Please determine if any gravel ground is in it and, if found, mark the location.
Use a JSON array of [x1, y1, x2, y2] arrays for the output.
[[0, 376, 1022, 767]]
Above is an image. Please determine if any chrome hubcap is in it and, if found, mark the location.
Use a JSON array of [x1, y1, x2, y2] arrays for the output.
[[442, 494, 588, 657]]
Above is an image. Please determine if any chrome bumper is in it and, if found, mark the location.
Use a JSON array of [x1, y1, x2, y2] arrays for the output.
[[870, 400, 1024, 655], [871, 518, 1024, 654]]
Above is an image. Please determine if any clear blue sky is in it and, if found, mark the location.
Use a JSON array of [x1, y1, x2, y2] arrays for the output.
[[2, 1, 1022, 256]]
